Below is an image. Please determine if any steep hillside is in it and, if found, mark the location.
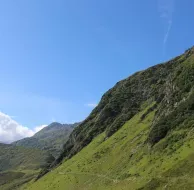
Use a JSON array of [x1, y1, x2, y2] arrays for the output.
[[13, 122, 79, 158], [25, 46, 194, 190], [54, 46, 194, 164], [0, 143, 54, 190]]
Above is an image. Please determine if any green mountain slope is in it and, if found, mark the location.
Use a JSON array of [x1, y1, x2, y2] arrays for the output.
[[53, 47, 194, 164], [23, 47, 194, 189], [0, 143, 54, 190], [24, 103, 194, 190], [13, 122, 79, 158]]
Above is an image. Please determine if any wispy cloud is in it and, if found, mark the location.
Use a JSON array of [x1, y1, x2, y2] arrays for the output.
[[85, 103, 98, 108], [158, 0, 175, 57], [0, 111, 47, 143]]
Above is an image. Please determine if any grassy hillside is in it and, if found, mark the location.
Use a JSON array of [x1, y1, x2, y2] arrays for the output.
[[23, 47, 194, 189], [53, 47, 194, 167], [3, 122, 78, 189], [0, 143, 54, 190], [24, 103, 194, 190], [13, 122, 79, 158]]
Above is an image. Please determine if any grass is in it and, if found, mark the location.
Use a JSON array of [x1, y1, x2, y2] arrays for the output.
[[0, 144, 54, 171], [24, 101, 194, 190], [0, 144, 54, 190], [19, 47, 194, 189]]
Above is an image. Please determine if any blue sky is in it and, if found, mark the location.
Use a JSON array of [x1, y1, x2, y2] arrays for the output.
[[0, 0, 193, 139]]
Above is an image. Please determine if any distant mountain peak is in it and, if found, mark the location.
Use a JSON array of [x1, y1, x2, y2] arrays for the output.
[[48, 122, 62, 127], [12, 122, 79, 158]]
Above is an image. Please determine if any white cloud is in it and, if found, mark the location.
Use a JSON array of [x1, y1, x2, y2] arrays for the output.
[[0, 111, 47, 143], [85, 103, 98, 108]]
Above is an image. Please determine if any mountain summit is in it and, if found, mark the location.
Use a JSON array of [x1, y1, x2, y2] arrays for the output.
[[25, 47, 194, 190], [13, 122, 79, 158]]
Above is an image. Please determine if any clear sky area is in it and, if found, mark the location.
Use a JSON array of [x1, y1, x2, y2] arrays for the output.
[[0, 0, 193, 142]]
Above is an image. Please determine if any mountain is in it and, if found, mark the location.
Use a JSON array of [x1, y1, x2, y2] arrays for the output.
[[0, 143, 54, 190], [24, 47, 194, 190], [0, 122, 79, 189], [13, 122, 79, 158]]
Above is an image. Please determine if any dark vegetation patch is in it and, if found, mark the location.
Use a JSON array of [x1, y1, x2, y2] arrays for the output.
[[141, 103, 157, 121], [0, 171, 25, 186], [148, 91, 194, 146]]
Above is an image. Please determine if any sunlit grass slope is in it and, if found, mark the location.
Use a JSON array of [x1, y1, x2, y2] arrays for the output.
[[25, 101, 194, 190]]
